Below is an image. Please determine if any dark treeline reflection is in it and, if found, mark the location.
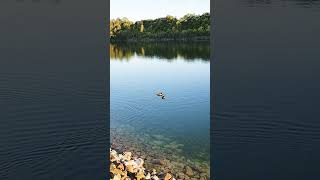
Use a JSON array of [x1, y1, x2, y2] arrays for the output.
[[110, 42, 210, 62], [244, 0, 320, 7]]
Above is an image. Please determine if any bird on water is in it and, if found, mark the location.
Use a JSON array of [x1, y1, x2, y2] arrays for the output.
[[156, 92, 166, 99], [156, 92, 164, 96]]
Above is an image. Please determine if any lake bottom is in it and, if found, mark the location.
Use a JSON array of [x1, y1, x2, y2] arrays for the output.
[[110, 125, 210, 179]]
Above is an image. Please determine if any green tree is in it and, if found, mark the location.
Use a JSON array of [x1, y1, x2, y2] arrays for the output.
[[110, 12, 211, 42]]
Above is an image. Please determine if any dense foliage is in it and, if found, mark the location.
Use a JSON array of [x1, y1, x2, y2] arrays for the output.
[[110, 13, 210, 42]]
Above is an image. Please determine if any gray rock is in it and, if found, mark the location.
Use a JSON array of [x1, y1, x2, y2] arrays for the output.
[[177, 172, 185, 179]]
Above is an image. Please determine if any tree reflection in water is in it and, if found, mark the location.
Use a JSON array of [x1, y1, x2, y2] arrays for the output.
[[110, 42, 210, 62]]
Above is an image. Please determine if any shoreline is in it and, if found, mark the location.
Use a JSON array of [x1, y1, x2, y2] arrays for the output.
[[110, 37, 210, 43], [110, 146, 209, 180], [110, 128, 210, 180], [110, 148, 175, 180]]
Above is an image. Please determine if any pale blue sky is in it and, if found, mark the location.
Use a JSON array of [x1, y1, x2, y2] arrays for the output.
[[110, 0, 210, 21]]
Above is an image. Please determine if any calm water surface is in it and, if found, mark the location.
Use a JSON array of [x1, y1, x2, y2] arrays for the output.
[[110, 43, 210, 162], [214, 0, 320, 179], [0, 1, 107, 179]]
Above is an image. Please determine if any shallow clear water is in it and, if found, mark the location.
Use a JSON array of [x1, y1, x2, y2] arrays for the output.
[[110, 43, 210, 162]]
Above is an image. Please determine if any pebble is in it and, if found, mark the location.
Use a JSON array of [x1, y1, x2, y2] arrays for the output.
[[164, 173, 172, 180], [184, 166, 194, 176]]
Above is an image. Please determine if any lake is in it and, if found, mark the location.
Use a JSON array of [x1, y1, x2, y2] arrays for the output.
[[0, 1, 107, 179], [213, 0, 320, 179], [110, 42, 211, 178]]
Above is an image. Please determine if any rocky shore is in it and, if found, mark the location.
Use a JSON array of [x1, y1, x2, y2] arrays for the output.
[[110, 148, 176, 180], [110, 128, 210, 180]]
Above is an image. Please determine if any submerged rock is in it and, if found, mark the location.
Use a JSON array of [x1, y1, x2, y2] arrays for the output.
[[136, 170, 145, 180], [152, 175, 160, 180], [113, 174, 121, 180], [145, 172, 151, 179], [123, 152, 132, 161], [164, 173, 172, 180], [184, 166, 194, 177], [151, 159, 165, 165], [177, 172, 185, 179], [151, 169, 157, 175], [110, 148, 176, 180], [200, 175, 208, 180]]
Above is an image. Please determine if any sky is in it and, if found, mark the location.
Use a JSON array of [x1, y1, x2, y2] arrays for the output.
[[110, 0, 210, 21]]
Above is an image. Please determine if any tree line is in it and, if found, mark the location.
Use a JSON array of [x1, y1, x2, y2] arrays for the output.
[[110, 13, 210, 42]]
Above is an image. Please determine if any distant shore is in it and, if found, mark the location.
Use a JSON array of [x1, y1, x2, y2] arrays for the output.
[[110, 13, 210, 43], [110, 36, 210, 43]]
